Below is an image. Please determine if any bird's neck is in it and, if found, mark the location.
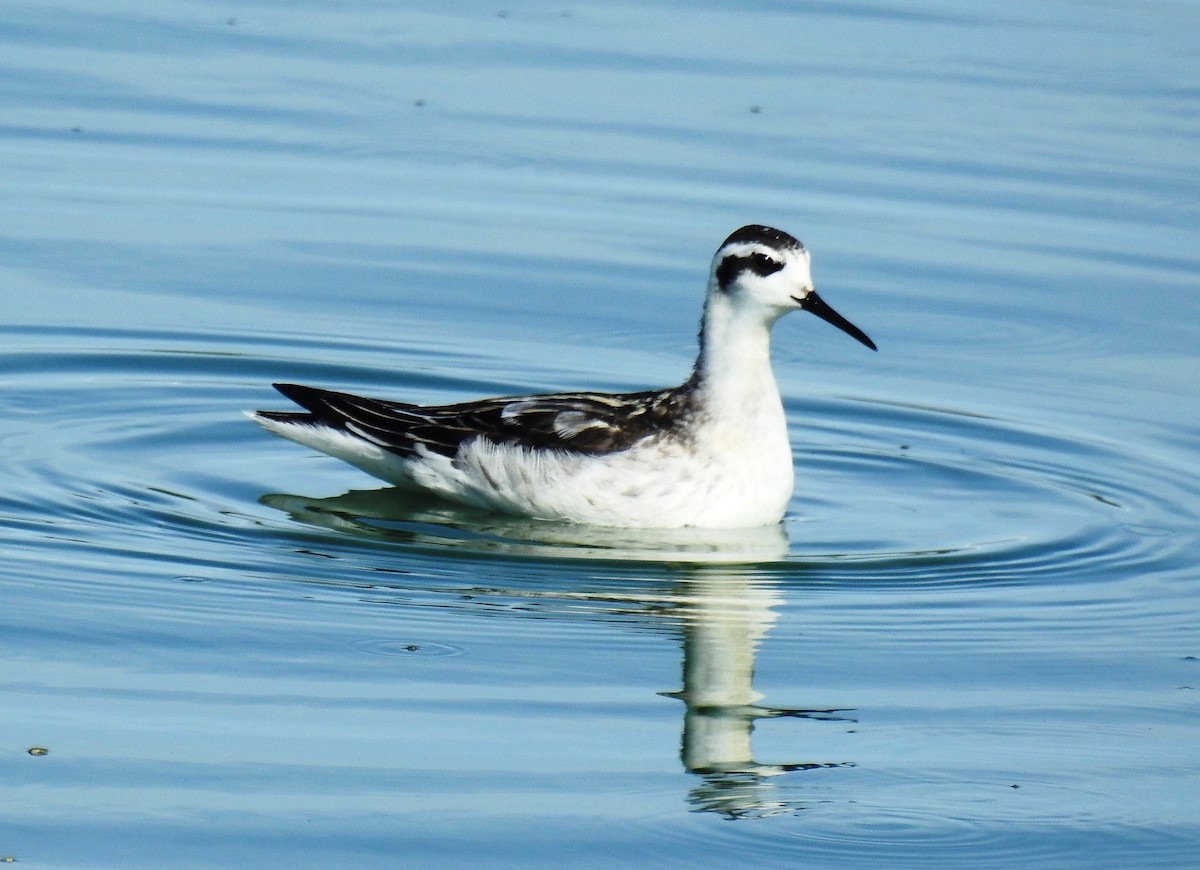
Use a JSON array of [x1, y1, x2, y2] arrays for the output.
[[690, 292, 784, 414]]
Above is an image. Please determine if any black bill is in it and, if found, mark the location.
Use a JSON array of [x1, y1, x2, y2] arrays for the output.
[[793, 291, 877, 351]]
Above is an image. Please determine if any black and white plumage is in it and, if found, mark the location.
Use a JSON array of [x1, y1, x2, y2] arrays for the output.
[[250, 225, 876, 528], [256, 381, 697, 458]]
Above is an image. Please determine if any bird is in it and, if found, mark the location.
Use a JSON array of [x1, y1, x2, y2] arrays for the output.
[[250, 225, 876, 529]]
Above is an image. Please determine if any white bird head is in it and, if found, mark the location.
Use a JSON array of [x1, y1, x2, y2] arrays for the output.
[[708, 225, 876, 351]]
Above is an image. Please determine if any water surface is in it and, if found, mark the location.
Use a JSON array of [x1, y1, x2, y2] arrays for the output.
[[3, 1, 1199, 867]]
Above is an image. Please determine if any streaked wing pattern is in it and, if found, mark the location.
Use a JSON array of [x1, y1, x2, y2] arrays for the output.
[[260, 382, 694, 457]]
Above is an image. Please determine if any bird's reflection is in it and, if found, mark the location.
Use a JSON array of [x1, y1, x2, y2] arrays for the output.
[[261, 486, 855, 818], [665, 570, 855, 819], [260, 486, 794, 563]]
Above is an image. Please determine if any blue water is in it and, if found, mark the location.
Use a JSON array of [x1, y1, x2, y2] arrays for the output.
[[3, 1, 1199, 867]]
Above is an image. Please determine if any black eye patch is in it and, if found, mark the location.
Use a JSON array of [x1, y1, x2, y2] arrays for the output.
[[748, 252, 783, 276], [716, 252, 784, 290]]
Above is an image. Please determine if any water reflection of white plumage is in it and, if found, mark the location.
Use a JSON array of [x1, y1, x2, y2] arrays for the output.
[[261, 486, 855, 818], [260, 486, 794, 563], [666, 570, 855, 819]]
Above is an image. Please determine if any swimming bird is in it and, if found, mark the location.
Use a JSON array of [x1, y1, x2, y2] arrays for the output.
[[250, 225, 876, 529]]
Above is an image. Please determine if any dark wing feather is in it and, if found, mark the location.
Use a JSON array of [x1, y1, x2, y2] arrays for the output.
[[262, 382, 694, 457]]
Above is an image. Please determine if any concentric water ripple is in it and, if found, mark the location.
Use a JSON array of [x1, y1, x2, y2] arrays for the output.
[[5, 329, 1196, 593]]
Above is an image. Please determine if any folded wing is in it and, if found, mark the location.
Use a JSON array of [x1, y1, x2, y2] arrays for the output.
[[258, 382, 692, 457]]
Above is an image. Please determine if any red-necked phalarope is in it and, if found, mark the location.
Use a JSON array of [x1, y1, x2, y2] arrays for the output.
[[251, 225, 876, 528]]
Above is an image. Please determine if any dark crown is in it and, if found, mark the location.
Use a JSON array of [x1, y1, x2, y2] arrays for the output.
[[720, 225, 804, 252]]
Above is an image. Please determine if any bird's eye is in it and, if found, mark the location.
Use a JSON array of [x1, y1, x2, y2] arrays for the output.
[[748, 253, 784, 277]]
